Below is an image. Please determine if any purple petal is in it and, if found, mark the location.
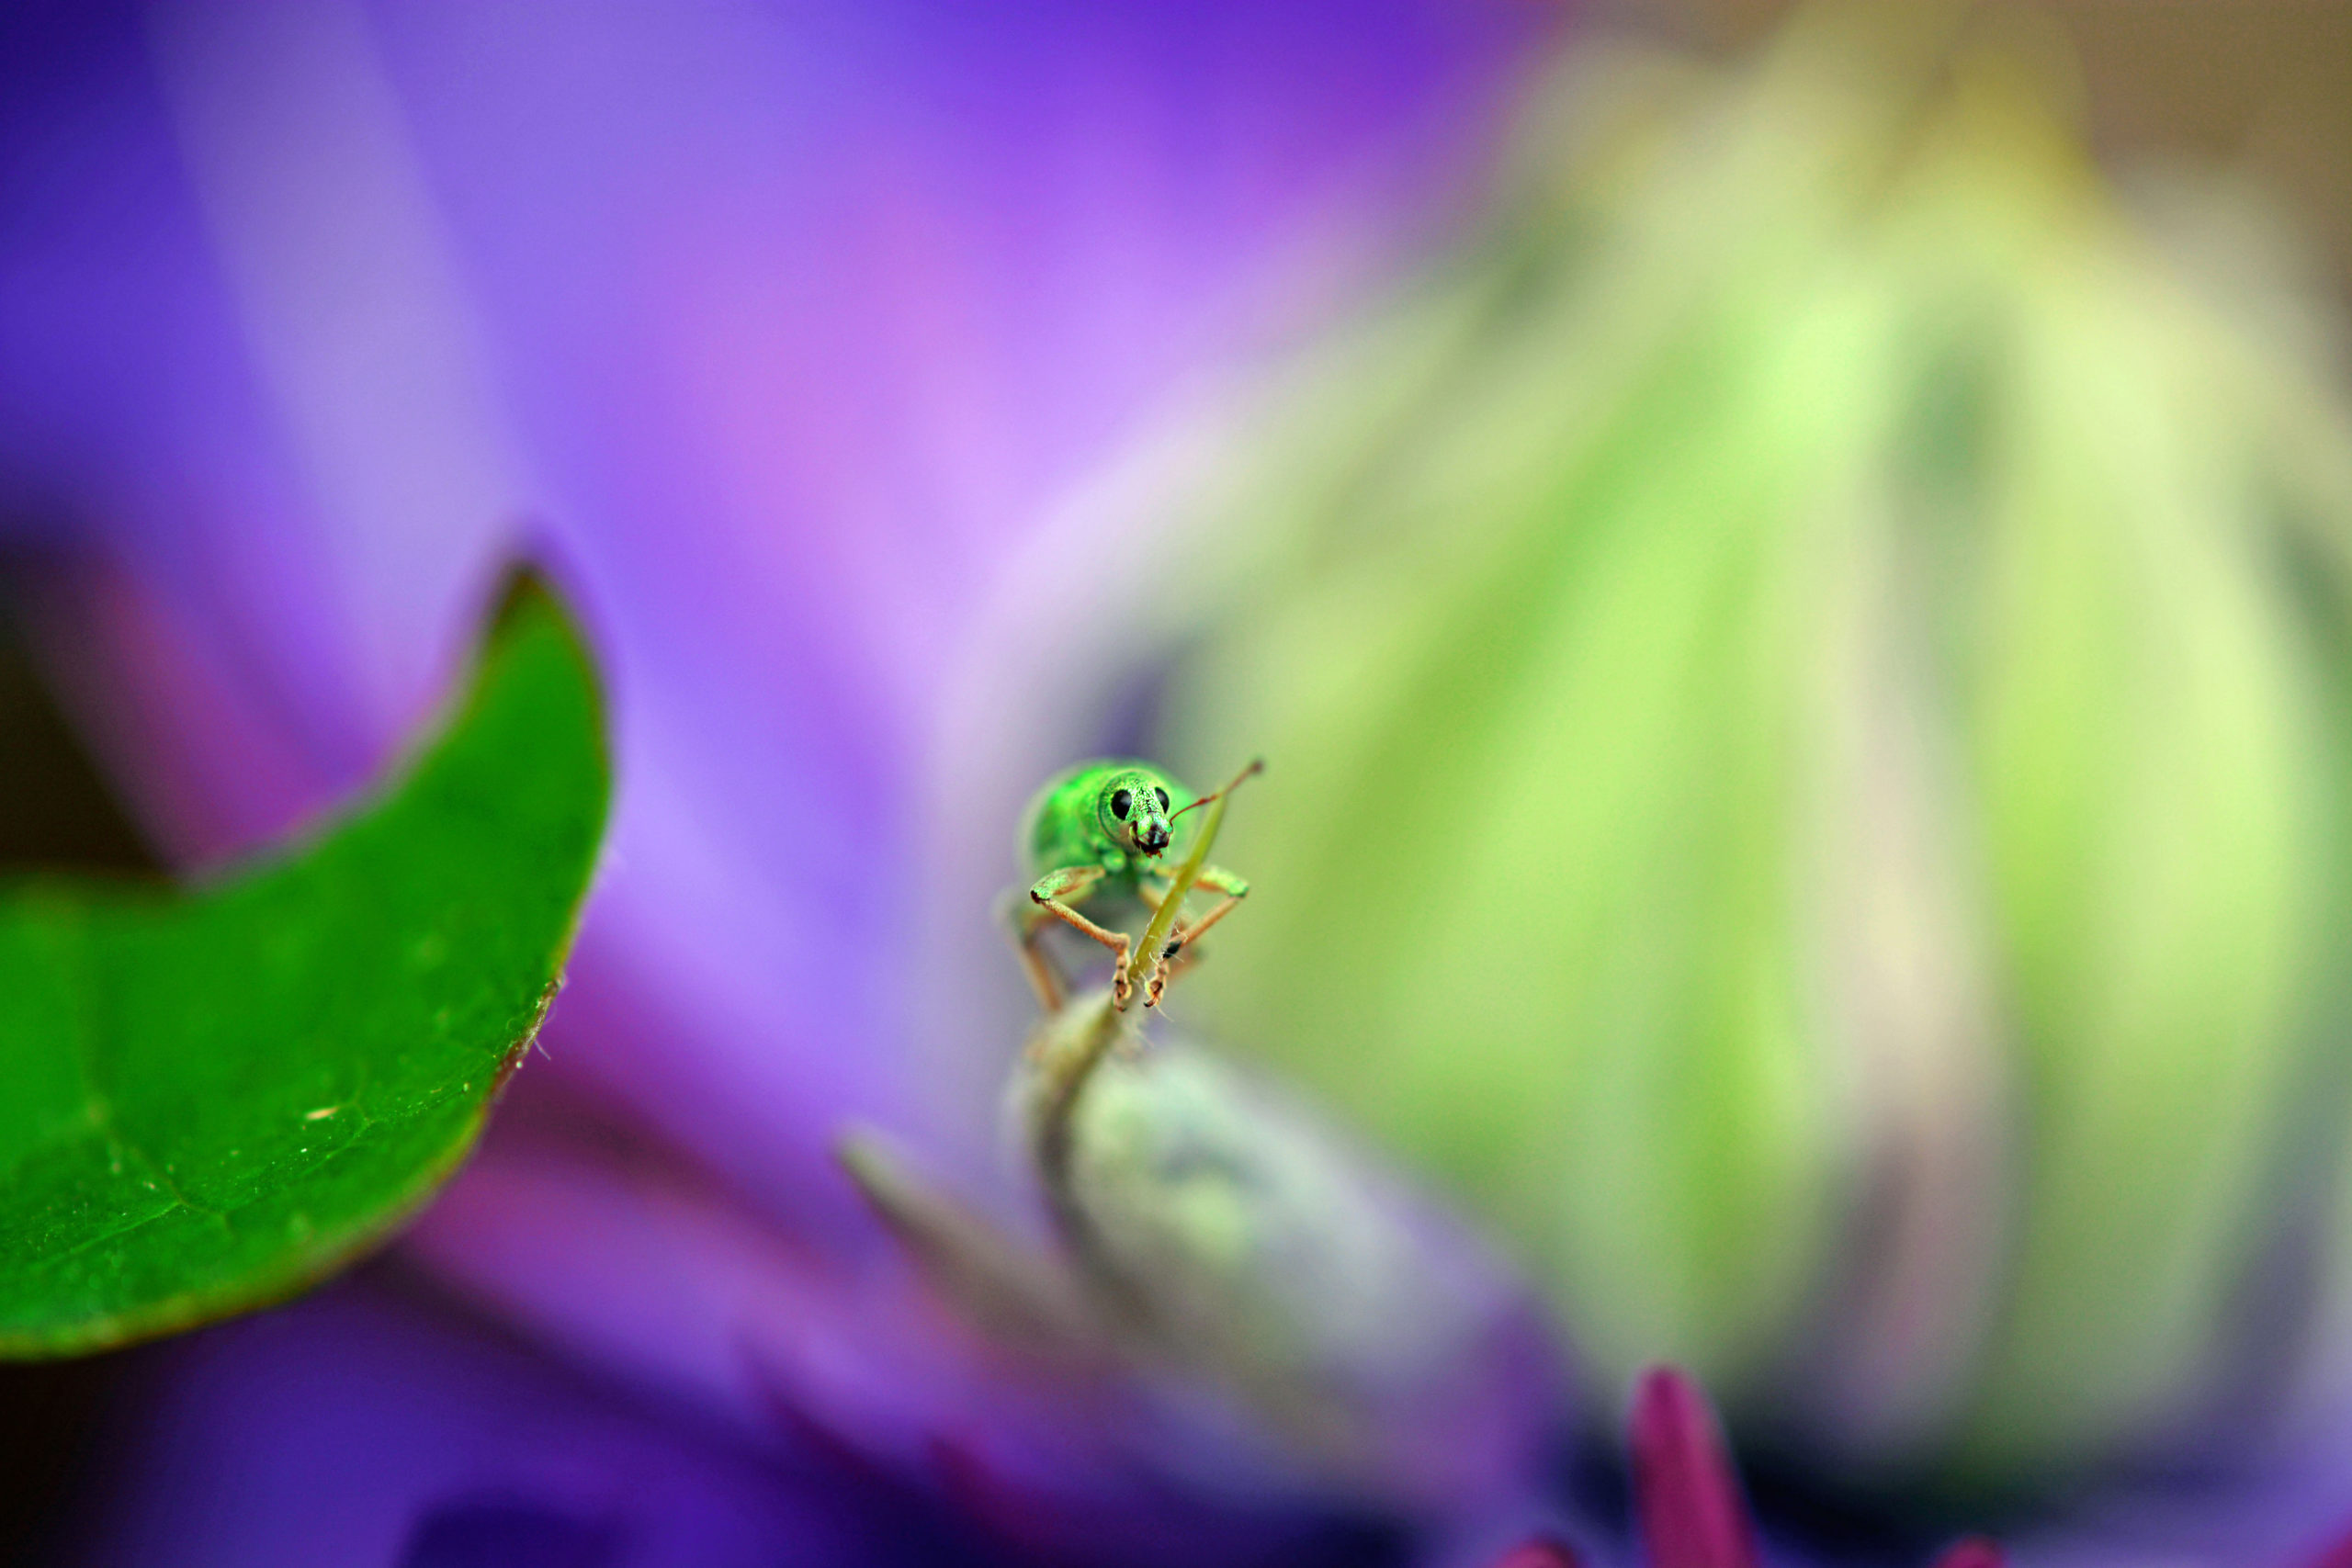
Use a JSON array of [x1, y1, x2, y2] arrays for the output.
[[2003, 1406, 2352, 1568], [1487, 1538, 1586, 1568], [0, 0, 1551, 1227], [64, 1279, 991, 1568], [0, 0, 1557, 1522], [1630, 1369, 1761, 1568], [401, 1076, 1554, 1560], [1926, 1539, 2004, 1568], [2307, 1527, 2352, 1568]]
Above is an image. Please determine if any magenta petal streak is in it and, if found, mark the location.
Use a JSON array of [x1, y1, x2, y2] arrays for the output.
[[1632, 1368, 1764, 1568]]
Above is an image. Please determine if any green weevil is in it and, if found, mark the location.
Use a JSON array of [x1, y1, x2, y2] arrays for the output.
[[1010, 759, 1258, 1012]]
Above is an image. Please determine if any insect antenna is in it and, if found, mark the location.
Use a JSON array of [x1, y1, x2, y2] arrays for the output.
[[1168, 757, 1265, 825]]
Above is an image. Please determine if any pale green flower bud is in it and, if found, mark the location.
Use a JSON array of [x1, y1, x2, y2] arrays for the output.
[[845, 980, 1559, 1510], [1159, 6, 2352, 1488], [1015, 994, 1556, 1503]]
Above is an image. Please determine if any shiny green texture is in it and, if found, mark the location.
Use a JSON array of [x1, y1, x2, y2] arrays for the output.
[[1165, 9, 2352, 1481], [1020, 759, 1185, 888], [0, 578, 608, 1357]]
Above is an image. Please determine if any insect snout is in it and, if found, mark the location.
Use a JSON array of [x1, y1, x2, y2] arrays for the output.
[[1137, 821, 1171, 855]]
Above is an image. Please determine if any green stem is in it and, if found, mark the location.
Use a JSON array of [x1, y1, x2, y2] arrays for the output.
[[1123, 776, 1240, 998], [1026, 784, 1238, 1284]]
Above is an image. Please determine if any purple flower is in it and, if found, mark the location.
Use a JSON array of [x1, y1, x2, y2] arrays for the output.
[[15, 3, 2352, 1566], [2, 0, 1568, 1562], [66, 1280, 988, 1568]]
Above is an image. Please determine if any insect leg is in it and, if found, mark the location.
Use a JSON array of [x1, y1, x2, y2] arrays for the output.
[[1143, 863, 1250, 1006], [1002, 888, 1074, 1014], [1023, 865, 1137, 1009]]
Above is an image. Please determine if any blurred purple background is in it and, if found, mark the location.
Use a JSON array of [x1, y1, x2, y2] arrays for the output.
[[7, 3, 2352, 1566], [1, 2, 1557, 1563]]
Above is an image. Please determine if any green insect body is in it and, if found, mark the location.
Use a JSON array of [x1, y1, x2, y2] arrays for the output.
[[1012, 759, 1254, 1013]]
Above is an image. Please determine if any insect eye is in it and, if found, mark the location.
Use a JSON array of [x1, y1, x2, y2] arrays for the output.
[[1153, 787, 1170, 812], [1110, 789, 1133, 820]]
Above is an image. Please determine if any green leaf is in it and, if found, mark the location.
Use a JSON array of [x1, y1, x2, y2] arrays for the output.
[[0, 575, 609, 1357]]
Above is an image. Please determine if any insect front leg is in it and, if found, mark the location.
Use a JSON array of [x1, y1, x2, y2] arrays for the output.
[[1001, 889, 1069, 1015], [1141, 863, 1250, 1008], [1022, 865, 1137, 1010]]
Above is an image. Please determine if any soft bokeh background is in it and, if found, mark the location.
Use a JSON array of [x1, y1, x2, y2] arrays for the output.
[[9, 2, 2352, 1564], [1179, 0, 2352, 1479]]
